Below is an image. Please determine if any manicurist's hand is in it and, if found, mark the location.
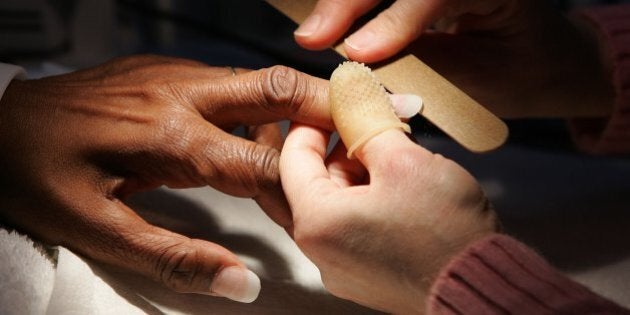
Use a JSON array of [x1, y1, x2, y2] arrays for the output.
[[295, 0, 614, 118], [0, 55, 331, 303], [280, 124, 498, 313]]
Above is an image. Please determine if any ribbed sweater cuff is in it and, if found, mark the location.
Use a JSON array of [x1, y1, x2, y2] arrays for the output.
[[427, 234, 628, 315], [569, 4, 630, 155]]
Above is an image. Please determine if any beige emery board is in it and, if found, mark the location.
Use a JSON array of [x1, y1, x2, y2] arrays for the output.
[[266, 0, 508, 153]]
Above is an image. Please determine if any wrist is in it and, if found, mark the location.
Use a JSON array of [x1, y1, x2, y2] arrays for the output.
[[399, 229, 496, 313], [426, 233, 626, 314]]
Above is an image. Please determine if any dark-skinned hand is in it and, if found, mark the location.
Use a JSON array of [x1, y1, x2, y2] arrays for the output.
[[0, 55, 331, 303]]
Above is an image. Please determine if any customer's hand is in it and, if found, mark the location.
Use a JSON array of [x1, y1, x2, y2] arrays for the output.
[[280, 124, 498, 313], [0, 55, 330, 302], [295, 0, 614, 118]]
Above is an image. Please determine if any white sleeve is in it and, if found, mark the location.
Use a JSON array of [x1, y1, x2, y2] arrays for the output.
[[0, 63, 27, 101]]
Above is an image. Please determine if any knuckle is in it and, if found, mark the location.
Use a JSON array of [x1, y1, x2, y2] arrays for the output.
[[259, 65, 305, 117], [293, 214, 348, 254], [235, 144, 281, 197], [191, 157, 219, 185], [153, 239, 210, 293], [158, 122, 219, 185], [185, 132, 216, 176], [382, 147, 423, 175], [253, 146, 281, 190]]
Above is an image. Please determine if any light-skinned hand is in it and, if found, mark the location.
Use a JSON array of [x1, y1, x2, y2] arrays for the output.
[[295, 0, 614, 118], [280, 124, 498, 313]]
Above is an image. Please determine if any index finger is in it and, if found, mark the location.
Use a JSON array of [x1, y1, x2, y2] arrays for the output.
[[344, 0, 443, 62], [196, 66, 334, 130], [280, 123, 337, 205]]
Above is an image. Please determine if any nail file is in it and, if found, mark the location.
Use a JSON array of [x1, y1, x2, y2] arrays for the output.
[[266, 0, 509, 153]]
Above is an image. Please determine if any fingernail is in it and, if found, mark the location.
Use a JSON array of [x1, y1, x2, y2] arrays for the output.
[[294, 14, 321, 37], [345, 30, 376, 51], [210, 267, 261, 303], [389, 94, 423, 118]]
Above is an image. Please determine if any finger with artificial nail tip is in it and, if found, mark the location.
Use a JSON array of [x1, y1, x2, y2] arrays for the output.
[[210, 266, 261, 303], [389, 94, 423, 118]]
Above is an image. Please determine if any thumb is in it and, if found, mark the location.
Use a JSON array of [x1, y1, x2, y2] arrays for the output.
[[352, 129, 432, 182], [76, 198, 261, 303]]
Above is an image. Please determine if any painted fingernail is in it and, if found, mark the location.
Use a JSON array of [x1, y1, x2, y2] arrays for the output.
[[389, 94, 423, 118], [294, 14, 321, 37], [210, 267, 261, 303], [345, 30, 376, 51]]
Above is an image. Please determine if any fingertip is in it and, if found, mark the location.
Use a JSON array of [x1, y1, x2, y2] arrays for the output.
[[280, 123, 332, 199], [344, 33, 404, 63], [343, 0, 434, 63], [293, 9, 349, 51], [293, 13, 335, 50], [294, 13, 322, 38], [282, 123, 329, 153], [294, 14, 332, 50], [294, 0, 381, 52], [389, 94, 423, 118], [210, 266, 261, 303]]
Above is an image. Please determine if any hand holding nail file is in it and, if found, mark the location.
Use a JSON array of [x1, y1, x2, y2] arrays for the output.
[[266, 0, 508, 153]]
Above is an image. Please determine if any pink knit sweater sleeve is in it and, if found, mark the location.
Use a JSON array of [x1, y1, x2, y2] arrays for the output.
[[569, 4, 630, 155], [427, 234, 629, 314], [427, 5, 630, 314]]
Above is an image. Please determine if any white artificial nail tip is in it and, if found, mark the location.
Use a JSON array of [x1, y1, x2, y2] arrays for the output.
[[391, 94, 423, 118], [210, 267, 261, 303]]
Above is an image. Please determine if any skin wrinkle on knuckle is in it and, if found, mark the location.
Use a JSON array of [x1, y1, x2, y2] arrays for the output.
[[193, 156, 220, 185], [160, 82, 193, 109], [233, 143, 280, 197], [154, 240, 201, 292], [255, 145, 281, 190], [376, 147, 421, 180], [190, 138, 221, 184], [259, 65, 305, 118], [156, 119, 219, 186]]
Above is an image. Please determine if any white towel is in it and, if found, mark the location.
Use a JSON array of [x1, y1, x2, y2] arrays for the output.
[[0, 229, 55, 315]]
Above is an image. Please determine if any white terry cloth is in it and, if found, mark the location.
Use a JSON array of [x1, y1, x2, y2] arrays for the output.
[[0, 229, 55, 315], [46, 247, 145, 315], [0, 187, 379, 314], [0, 228, 145, 315]]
